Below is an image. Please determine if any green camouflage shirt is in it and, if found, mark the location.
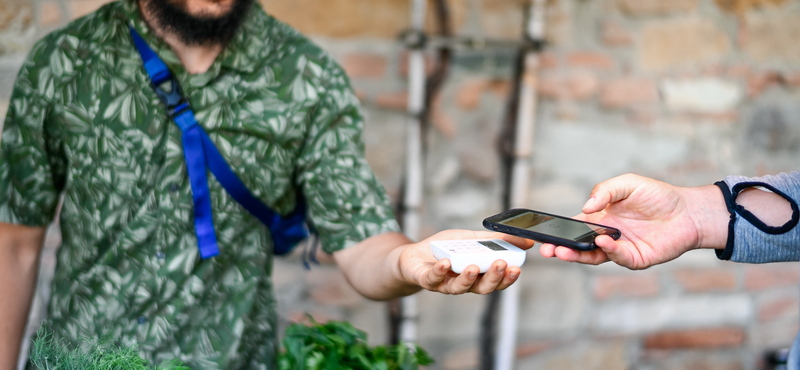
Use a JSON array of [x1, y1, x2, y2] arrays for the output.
[[0, 1, 399, 368]]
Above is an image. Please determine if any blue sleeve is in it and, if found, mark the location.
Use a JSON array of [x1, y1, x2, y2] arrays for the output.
[[717, 171, 800, 263]]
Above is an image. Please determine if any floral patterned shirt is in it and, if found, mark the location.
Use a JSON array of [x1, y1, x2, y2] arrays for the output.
[[0, 1, 399, 368]]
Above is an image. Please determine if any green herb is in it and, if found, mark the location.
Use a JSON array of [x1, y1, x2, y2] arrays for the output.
[[28, 318, 435, 370], [277, 317, 434, 370], [27, 329, 189, 370]]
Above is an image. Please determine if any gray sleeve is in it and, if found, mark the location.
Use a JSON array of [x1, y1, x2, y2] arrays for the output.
[[720, 171, 800, 263]]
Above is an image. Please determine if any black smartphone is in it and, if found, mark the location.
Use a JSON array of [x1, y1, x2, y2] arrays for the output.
[[483, 208, 621, 251]]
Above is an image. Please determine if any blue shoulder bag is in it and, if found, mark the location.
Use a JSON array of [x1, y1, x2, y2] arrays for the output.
[[130, 27, 308, 258]]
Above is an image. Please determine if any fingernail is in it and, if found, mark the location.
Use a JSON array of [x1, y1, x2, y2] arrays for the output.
[[582, 197, 595, 210], [509, 273, 519, 279], [497, 266, 506, 274], [469, 272, 477, 279]]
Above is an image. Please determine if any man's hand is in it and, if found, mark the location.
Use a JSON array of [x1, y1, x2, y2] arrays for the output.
[[539, 173, 730, 270], [398, 230, 534, 295], [334, 230, 534, 301]]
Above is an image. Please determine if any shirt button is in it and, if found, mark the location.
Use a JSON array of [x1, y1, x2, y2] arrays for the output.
[[169, 183, 180, 193], [137, 316, 147, 325]]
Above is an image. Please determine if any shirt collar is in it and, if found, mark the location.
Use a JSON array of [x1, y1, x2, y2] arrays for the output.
[[121, 0, 267, 86]]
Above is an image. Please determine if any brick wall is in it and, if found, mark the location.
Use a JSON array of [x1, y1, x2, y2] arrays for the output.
[[3, 0, 800, 369]]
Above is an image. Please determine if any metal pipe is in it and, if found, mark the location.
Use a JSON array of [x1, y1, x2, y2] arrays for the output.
[[400, 0, 427, 348], [495, 1, 546, 370]]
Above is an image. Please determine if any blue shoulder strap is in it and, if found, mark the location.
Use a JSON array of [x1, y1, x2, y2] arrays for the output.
[[130, 27, 308, 258]]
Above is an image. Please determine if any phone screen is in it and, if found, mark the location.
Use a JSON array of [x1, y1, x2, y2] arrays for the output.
[[498, 211, 603, 241]]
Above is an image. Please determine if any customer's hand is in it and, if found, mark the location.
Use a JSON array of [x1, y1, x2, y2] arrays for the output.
[[539, 174, 729, 270]]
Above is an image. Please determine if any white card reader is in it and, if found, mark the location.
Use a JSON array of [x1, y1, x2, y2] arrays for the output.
[[430, 239, 527, 274]]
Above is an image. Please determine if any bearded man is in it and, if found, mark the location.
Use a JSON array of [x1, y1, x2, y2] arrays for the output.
[[0, 0, 532, 368]]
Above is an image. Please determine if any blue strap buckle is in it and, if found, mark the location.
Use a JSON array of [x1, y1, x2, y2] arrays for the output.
[[152, 79, 189, 118]]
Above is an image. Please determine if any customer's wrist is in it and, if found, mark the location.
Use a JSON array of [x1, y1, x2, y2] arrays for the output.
[[683, 184, 729, 250]]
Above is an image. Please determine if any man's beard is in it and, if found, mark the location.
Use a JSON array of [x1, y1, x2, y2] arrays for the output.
[[141, 0, 254, 46]]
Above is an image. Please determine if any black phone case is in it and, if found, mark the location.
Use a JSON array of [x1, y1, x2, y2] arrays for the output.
[[483, 208, 621, 251]]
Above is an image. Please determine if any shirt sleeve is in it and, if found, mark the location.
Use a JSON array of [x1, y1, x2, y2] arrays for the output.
[[296, 56, 401, 254], [0, 37, 67, 227], [716, 171, 800, 263]]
